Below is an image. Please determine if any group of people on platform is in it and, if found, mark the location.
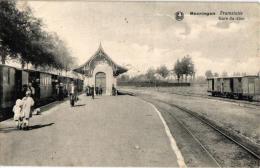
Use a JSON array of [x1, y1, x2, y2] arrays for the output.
[[85, 85, 103, 99], [13, 90, 35, 130], [84, 84, 118, 97], [13, 80, 119, 129], [13, 81, 68, 130], [55, 83, 68, 101]]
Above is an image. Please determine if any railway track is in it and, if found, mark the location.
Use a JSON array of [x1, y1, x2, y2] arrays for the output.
[[164, 103, 222, 167], [154, 99, 260, 167], [119, 89, 260, 166], [120, 87, 260, 107]]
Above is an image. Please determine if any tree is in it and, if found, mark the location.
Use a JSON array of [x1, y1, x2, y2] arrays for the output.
[[205, 70, 213, 78], [241, 72, 247, 76], [221, 71, 228, 77], [156, 65, 169, 78], [214, 72, 219, 77], [233, 72, 241, 76], [118, 74, 130, 82], [146, 68, 156, 82], [0, 1, 76, 71], [173, 59, 183, 82], [181, 55, 195, 81], [0, 1, 25, 64], [173, 56, 195, 82]]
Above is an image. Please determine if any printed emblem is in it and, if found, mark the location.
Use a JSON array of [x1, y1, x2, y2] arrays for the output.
[[175, 11, 184, 21]]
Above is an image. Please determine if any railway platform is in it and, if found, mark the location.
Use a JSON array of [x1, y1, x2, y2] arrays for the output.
[[0, 95, 181, 167]]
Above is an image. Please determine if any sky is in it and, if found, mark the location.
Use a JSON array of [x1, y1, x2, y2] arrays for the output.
[[17, 1, 259, 77]]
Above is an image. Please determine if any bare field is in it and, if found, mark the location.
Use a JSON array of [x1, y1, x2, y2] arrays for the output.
[[119, 84, 260, 102], [119, 83, 208, 96]]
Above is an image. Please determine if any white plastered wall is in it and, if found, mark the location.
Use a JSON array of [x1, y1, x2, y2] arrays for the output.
[[84, 63, 116, 95]]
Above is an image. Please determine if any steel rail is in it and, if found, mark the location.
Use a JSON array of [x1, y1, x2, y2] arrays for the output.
[[163, 105, 222, 167], [160, 100, 260, 165], [121, 90, 260, 165]]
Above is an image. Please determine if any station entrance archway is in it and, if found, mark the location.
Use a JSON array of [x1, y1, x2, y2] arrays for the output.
[[95, 72, 106, 94]]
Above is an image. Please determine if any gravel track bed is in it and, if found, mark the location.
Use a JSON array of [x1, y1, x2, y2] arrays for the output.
[[142, 96, 259, 167]]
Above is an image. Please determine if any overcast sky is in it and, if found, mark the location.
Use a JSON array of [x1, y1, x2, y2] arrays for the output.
[[19, 1, 259, 76]]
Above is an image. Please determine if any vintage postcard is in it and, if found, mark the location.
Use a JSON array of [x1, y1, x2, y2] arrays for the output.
[[0, 0, 259, 167]]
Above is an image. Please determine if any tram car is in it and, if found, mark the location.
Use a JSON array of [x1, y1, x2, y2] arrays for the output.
[[207, 76, 260, 101], [0, 64, 84, 120]]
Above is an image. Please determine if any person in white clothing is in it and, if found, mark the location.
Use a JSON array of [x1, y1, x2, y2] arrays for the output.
[[13, 99, 23, 129], [21, 91, 34, 130]]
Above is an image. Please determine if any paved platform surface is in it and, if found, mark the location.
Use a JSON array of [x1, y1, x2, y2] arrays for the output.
[[0, 95, 179, 166]]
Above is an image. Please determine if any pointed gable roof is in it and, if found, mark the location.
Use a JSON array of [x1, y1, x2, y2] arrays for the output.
[[74, 43, 128, 76]]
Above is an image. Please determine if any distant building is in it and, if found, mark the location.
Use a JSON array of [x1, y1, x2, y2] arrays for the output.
[[74, 44, 128, 95]]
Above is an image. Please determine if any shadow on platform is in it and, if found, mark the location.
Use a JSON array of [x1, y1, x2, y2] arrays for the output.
[[73, 104, 86, 107], [29, 122, 55, 130], [0, 123, 55, 133]]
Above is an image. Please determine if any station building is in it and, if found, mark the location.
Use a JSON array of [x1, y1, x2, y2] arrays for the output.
[[74, 44, 128, 95]]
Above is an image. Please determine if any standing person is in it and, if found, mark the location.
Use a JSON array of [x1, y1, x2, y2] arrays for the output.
[[21, 84, 28, 98], [68, 81, 78, 106], [100, 87, 103, 96], [95, 86, 99, 96], [85, 85, 89, 96], [27, 82, 35, 99], [112, 84, 117, 96], [13, 99, 23, 129], [91, 85, 95, 99], [21, 91, 34, 130], [55, 83, 60, 98], [58, 83, 64, 101]]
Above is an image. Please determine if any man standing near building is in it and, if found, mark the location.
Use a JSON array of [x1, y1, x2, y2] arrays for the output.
[[68, 81, 78, 106], [91, 85, 95, 99]]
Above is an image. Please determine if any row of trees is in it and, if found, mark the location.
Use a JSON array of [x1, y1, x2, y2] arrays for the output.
[[119, 55, 195, 83], [145, 55, 195, 82], [205, 70, 248, 78], [0, 1, 75, 70]]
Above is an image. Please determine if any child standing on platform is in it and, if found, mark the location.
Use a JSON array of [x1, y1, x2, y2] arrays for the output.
[[13, 99, 23, 129]]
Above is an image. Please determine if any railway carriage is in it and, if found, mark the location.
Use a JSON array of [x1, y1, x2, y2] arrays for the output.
[[207, 75, 260, 101], [0, 65, 17, 119], [0, 64, 84, 121], [208, 77, 222, 96], [232, 77, 243, 98], [222, 77, 235, 98], [241, 76, 259, 100], [40, 72, 53, 99]]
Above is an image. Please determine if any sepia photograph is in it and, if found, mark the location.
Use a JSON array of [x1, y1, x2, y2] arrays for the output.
[[0, 0, 259, 167]]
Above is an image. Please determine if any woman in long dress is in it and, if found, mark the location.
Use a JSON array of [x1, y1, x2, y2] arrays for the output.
[[21, 91, 34, 130]]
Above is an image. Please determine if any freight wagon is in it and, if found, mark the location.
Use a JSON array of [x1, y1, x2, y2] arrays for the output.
[[207, 76, 260, 101]]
